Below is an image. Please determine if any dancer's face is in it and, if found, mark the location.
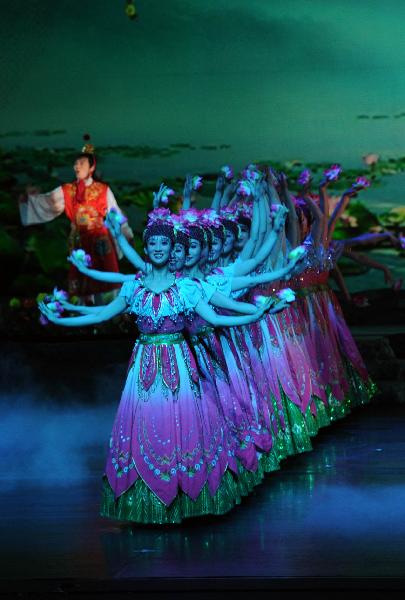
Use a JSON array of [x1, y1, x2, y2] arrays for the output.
[[222, 229, 236, 256], [169, 242, 186, 272], [185, 238, 202, 268], [235, 224, 249, 251], [208, 236, 223, 263], [74, 157, 94, 181], [145, 235, 172, 266]]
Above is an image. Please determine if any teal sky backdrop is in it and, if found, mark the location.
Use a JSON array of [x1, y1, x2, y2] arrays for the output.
[[2, 0, 405, 185]]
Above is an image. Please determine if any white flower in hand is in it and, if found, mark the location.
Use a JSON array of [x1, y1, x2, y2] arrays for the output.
[[277, 288, 296, 303]]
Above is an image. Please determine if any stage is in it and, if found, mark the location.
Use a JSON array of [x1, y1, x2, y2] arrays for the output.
[[0, 342, 405, 598]]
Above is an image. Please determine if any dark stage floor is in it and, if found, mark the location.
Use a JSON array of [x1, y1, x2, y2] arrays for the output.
[[1, 403, 405, 597]]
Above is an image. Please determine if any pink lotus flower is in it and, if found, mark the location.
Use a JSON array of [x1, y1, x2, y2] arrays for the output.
[[353, 176, 371, 189], [297, 169, 312, 186], [70, 249, 92, 267], [106, 207, 128, 226], [324, 164, 342, 181], [192, 176, 203, 191], [221, 165, 234, 180], [362, 153, 380, 166]]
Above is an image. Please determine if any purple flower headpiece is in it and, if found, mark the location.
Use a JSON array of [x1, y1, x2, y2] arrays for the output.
[[147, 207, 171, 226], [236, 180, 254, 198]]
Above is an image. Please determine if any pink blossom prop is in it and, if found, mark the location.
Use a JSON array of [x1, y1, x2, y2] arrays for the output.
[[192, 176, 203, 191], [297, 169, 312, 186], [399, 235, 405, 250], [353, 176, 371, 189], [70, 249, 92, 267], [106, 207, 128, 226], [276, 288, 296, 303], [220, 165, 234, 180], [362, 153, 380, 166], [324, 164, 342, 181]]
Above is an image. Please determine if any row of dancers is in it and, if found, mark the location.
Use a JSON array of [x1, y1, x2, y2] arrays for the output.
[[38, 162, 376, 525]]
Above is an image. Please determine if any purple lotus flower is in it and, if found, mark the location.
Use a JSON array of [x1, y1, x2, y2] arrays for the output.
[[399, 235, 405, 250], [221, 165, 234, 180], [353, 176, 371, 189], [192, 176, 203, 191], [70, 249, 92, 267], [324, 164, 342, 181], [277, 288, 296, 303], [297, 169, 312, 186]]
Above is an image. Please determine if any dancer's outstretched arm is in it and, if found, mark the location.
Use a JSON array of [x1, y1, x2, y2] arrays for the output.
[[238, 195, 260, 261], [318, 179, 330, 246], [59, 301, 103, 315], [211, 175, 225, 212], [233, 206, 288, 277], [343, 249, 394, 284], [68, 255, 137, 283], [330, 266, 352, 303], [209, 291, 258, 314], [278, 173, 299, 248], [38, 296, 127, 326], [230, 255, 302, 291], [105, 216, 148, 273], [194, 298, 270, 327], [302, 195, 323, 246], [342, 231, 398, 250], [182, 175, 193, 210], [328, 188, 358, 238]]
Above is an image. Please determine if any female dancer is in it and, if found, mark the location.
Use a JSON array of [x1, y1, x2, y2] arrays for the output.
[[39, 217, 276, 524]]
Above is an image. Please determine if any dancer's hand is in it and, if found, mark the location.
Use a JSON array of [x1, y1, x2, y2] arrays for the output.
[[183, 175, 193, 206], [38, 301, 61, 324], [272, 204, 289, 231], [67, 254, 89, 273], [215, 175, 226, 194], [105, 214, 122, 238]]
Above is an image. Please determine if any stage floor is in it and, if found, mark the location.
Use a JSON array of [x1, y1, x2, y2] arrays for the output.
[[1, 402, 405, 592]]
